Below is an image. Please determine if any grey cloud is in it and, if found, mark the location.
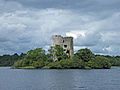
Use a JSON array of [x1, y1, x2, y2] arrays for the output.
[[0, 0, 120, 55], [7, 0, 120, 13], [75, 31, 102, 46], [0, 5, 75, 54]]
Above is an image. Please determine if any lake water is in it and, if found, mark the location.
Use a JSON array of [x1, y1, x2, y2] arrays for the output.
[[0, 67, 120, 90]]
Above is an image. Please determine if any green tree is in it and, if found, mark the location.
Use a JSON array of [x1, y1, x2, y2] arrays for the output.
[[51, 45, 68, 61], [32, 60, 45, 68], [95, 56, 111, 69], [25, 48, 47, 61], [0, 53, 20, 66], [75, 48, 95, 62], [86, 56, 111, 69], [13, 48, 47, 68]]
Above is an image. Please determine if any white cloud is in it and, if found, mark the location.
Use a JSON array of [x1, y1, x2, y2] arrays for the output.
[[66, 30, 86, 39], [0, 2, 75, 54], [0, 0, 120, 55]]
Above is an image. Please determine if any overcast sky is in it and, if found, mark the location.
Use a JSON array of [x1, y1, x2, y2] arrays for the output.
[[0, 0, 120, 55]]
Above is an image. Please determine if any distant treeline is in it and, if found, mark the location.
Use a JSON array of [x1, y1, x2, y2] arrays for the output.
[[0, 46, 120, 69], [96, 55, 120, 66], [0, 53, 25, 66]]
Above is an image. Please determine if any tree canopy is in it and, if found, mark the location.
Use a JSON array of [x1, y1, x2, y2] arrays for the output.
[[1, 46, 120, 69], [75, 48, 95, 62], [12, 47, 114, 69]]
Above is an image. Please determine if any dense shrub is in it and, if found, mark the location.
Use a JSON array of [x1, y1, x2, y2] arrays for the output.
[[12, 48, 115, 69]]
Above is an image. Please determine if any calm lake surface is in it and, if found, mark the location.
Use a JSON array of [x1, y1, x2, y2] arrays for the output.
[[0, 67, 120, 90]]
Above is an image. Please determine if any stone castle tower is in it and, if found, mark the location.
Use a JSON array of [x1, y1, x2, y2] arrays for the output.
[[52, 35, 74, 61]]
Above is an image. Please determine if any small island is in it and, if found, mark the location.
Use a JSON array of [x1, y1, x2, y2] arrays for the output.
[[0, 35, 120, 69], [13, 47, 112, 69], [12, 35, 120, 69]]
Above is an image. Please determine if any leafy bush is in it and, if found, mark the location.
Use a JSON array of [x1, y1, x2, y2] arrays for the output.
[[13, 48, 114, 69], [75, 48, 95, 62], [87, 56, 111, 69]]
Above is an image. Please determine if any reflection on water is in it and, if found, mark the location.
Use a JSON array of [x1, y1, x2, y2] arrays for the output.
[[0, 67, 120, 90]]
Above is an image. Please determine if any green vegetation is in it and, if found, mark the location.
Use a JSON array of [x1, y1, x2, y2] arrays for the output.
[[0, 46, 120, 69], [12, 46, 113, 69], [13, 48, 48, 69], [0, 53, 25, 67], [87, 56, 111, 69], [48, 45, 68, 61], [75, 48, 95, 62]]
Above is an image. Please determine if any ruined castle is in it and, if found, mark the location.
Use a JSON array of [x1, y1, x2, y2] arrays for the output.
[[52, 35, 74, 61]]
